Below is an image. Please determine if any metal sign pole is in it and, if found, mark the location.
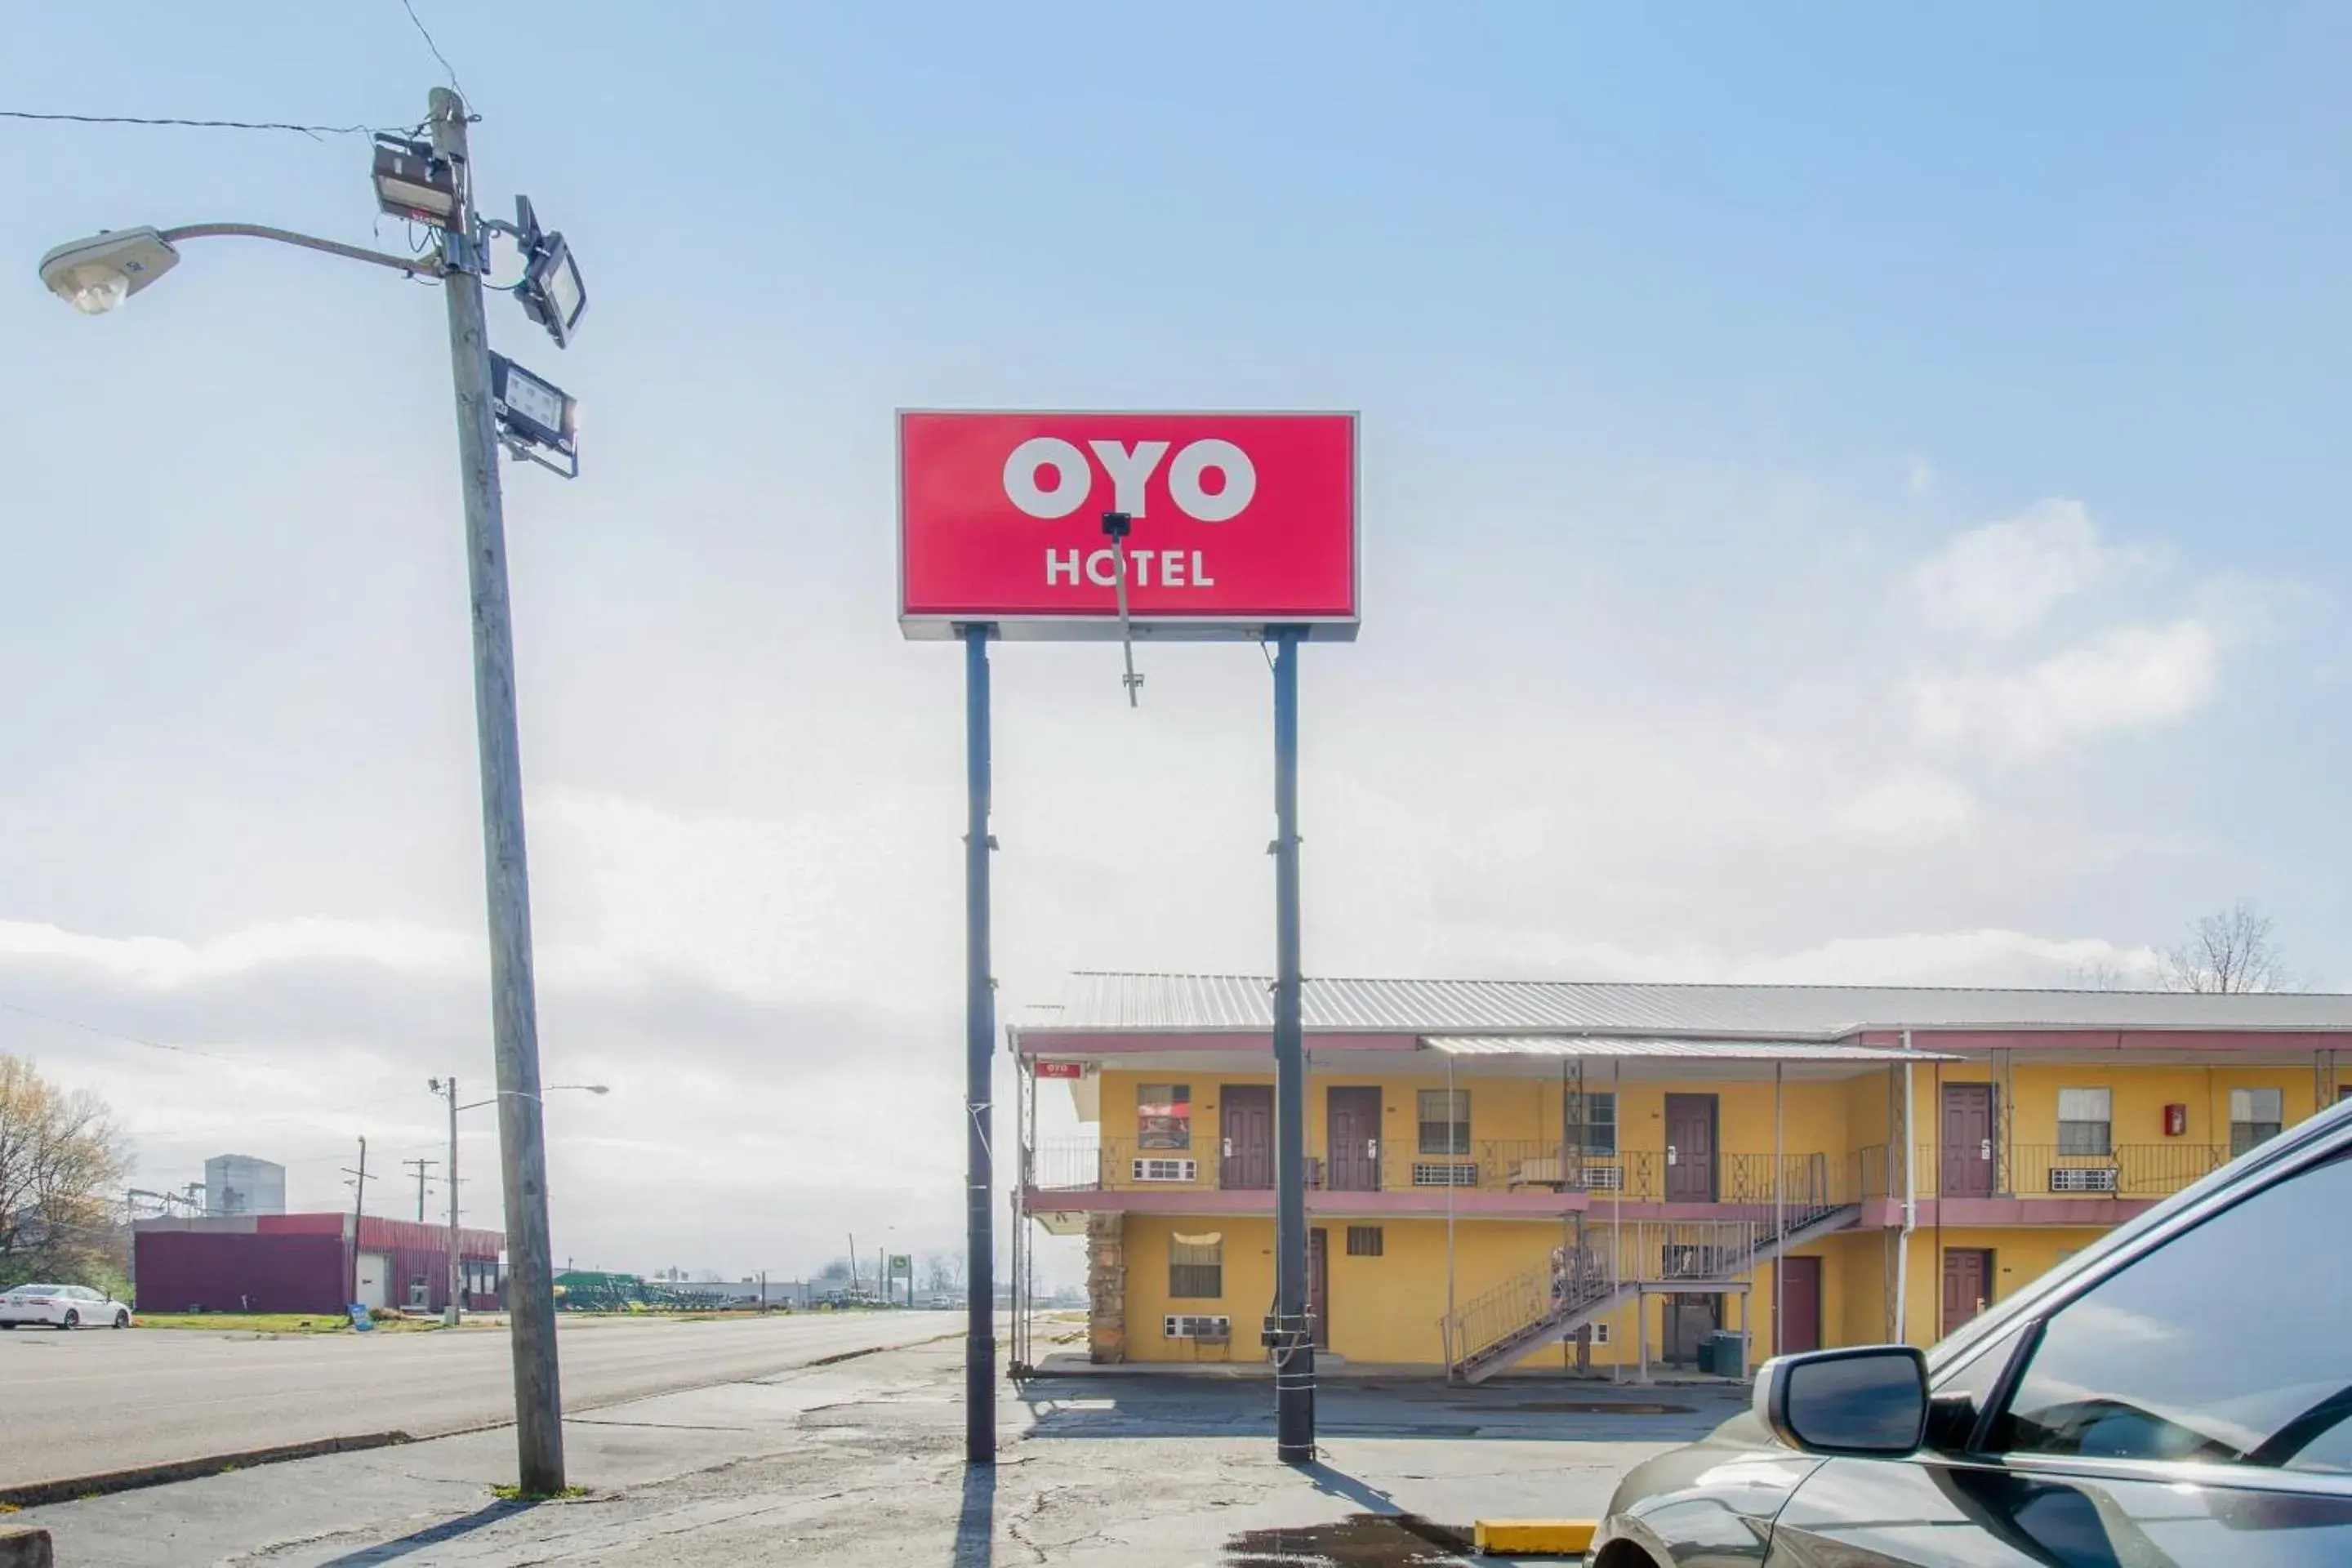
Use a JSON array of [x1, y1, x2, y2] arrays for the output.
[[1271, 627, 1315, 1461], [963, 623, 998, 1463]]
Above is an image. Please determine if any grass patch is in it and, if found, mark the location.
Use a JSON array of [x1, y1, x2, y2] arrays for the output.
[[132, 1313, 450, 1334], [491, 1484, 590, 1501]]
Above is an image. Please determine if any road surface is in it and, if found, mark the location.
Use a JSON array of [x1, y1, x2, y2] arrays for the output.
[[0, 1309, 964, 1491]]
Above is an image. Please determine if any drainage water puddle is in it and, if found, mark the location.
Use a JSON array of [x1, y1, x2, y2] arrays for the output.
[[1224, 1513, 1476, 1566]]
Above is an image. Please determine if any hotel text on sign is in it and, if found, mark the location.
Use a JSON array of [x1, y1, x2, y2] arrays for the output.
[[898, 410, 1358, 640]]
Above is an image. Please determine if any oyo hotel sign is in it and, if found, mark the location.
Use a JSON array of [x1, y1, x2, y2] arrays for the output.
[[898, 410, 1357, 639]]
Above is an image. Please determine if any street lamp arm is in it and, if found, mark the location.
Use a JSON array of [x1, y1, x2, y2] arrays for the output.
[[456, 1084, 608, 1112], [156, 222, 446, 280]]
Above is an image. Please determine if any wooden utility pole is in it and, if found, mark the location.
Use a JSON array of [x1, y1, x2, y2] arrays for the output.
[[344, 1137, 370, 1309], [404, 1158, 439, 1223], [430, 84, 564, 1495]]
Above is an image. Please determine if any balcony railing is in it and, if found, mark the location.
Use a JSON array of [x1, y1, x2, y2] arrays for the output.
[[1863, 1142, 2234, 1202], [1027, 1135, 1868, 1209]]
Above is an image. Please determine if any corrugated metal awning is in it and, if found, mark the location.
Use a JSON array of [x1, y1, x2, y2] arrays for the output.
[[1423, 1035, 1958, 1062]]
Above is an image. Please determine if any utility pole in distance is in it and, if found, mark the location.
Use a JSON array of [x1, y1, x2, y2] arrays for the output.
[[344, 1137, 371, 1308], [431, 1077, 461, 1326], [404, 1158, 439, 1223], [430, 85, 565, 1497]]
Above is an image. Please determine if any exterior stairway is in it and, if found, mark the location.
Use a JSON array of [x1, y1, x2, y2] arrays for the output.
[[1444, 1202, 1862, 1384]]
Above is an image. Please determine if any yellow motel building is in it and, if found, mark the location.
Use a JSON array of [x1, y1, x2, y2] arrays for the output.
[[1011, 972, 2352, 1381]]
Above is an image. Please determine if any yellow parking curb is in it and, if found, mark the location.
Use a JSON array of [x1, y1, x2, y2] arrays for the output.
[[1473, 1518, 1597, 1556]]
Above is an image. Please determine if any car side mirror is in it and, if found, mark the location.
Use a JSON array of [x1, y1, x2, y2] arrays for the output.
[[1756, 1346, 1929, 1458]]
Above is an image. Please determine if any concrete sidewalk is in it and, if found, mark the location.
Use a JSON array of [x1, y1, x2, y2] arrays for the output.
[[20, 1341, 1738, 1566]]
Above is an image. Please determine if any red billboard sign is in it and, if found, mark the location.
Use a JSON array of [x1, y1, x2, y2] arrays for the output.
[[1031, 1062, 1084, 1080], [898, 410, 1357, 639]]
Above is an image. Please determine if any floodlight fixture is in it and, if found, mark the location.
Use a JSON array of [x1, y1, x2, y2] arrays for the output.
[[517, 227, 586, 349], [38, 228, 180, 314], [372, 136, 461, 229], [490, 351, 579, 479]]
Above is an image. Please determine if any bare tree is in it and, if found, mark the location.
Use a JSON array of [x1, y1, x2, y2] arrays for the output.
[[0, 1055, 132, 1290], [2161, 902, 2296, 994], [922, 1250, 964, 1297], [2071, 957, 2135, 991]]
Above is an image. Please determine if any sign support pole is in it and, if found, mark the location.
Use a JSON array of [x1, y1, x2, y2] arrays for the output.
[[963, 623, 998, 1463], [1272, 626, 1316, 1461]]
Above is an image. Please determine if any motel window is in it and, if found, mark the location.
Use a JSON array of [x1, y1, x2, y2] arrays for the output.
[[1169, 1232, 1223, 1298], [2230, 1088, 2284, 1157], [1563, 1091, 1618, 1156], [1346, 1225, 1384, 1258], [2057, 1088, 2113, 1156], [1419, 1089, 1471, 1155], [1138, 1084, 1192, 1151]]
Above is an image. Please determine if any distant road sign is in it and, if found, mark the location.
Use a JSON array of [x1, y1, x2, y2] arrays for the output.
[[898, 410, 1357, 640]]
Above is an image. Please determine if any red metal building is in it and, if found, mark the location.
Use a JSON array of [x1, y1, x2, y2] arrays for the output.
[[133, 1213, 506, 1316]]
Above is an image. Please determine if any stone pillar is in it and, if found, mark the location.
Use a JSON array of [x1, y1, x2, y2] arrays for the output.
[[1087, 1210, 1127, 1363]]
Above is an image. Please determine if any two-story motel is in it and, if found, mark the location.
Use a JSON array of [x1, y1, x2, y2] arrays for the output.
[[1010, 972, 2352, 1381]]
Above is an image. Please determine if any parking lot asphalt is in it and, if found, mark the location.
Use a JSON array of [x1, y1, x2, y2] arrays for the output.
[[0, 1309, 964, 1493], [20, 1337, 1747, 1566]]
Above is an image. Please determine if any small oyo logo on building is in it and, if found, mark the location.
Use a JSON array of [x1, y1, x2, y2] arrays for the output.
[[1001, 438, 1257, 523]]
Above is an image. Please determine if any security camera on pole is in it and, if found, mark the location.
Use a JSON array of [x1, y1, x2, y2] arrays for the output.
[[37, 87, 591, 1497]]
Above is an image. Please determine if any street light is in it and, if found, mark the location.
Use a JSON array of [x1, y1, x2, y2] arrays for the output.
[[43, 87, 585, 1498], [38, 227, 183, 313], [428, 1078, 612, 1331]]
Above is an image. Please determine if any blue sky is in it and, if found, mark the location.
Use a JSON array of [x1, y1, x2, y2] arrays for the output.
[[2, 3, 2346, 1278]]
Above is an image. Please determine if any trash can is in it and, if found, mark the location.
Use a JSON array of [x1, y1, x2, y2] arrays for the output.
[[1700, 1330, 1749, 1377]]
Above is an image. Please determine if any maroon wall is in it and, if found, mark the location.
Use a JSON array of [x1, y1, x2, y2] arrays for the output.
[[135, 1232, 348, 1315], [135, 1214, 506, 1316]]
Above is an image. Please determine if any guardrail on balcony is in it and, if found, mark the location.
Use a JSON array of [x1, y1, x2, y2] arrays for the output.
[[1027, 1135, 1881, 1205], [2006, 1143, 2230, 1197], [1875, 1142, 2234, 1202]]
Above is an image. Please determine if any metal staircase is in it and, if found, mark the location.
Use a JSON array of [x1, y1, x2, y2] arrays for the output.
[[1443, 1203, 1861, 1384]]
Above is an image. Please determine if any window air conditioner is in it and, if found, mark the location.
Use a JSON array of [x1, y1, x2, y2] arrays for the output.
[[1132, 1158, 1199, 1183], [1164, 1314, 1232, 1340]]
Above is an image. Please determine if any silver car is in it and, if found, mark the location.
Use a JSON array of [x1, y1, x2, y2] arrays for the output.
[[0, 1283, 132, 1330]]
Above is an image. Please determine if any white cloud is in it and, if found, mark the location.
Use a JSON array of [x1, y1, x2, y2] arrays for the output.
[[0, 916, 476, 987], [1837, 773, 1976, 843], [1731, 929, 2163, 989], [1908, 499, 2141, 640], [1910, 619, 2221, 759], [1906, 456, 1937, 497]]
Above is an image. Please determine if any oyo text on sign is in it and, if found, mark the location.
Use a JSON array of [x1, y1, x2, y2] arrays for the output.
[[898, 411, 1356, 639]]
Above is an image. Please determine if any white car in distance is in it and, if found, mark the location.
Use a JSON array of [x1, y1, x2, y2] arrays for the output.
[[0, 1284, 131, 1330]]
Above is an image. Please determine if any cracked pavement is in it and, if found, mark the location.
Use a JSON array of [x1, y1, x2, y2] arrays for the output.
[[21, 1334, 1742, 1565]]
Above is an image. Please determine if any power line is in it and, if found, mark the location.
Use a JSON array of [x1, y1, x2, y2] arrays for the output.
[[0, 109, 395, 142], [0, 998, 235, 1062], [399, 1, 469, 108]]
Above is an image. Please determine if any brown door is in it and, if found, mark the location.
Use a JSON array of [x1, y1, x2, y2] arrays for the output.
[[1220, 1085, 1274, 1189], [1942, 1247, 1993, 1335], [1941, 1084, 1996, 1197], [1308, 1228, 1330, 1348], [1326, 1087, 1382, 1192], [1775, 1255, 1823, 1356], [1665, 1094, 1718, 1201]]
